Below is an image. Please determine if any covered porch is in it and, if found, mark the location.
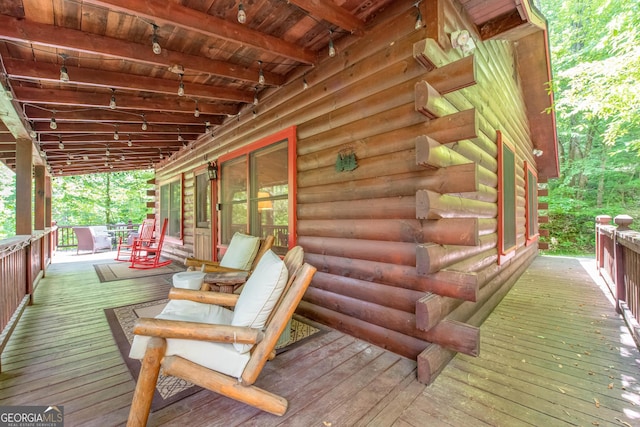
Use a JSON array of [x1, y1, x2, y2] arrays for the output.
[[0, 252, 638, 426]]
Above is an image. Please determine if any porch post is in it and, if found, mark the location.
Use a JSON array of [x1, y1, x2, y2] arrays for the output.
[[15, 137, 32, 235], [34, 164, 46, 231]]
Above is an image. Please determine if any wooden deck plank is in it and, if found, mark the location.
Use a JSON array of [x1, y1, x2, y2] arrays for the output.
[[0, 253, 639, 426]]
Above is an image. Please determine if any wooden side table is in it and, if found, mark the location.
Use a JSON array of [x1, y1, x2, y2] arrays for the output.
[[203, 271, 249, 294]]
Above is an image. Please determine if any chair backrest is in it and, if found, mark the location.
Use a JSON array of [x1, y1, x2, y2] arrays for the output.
[[219, 232, 261, 270], [138, 218, 155, 244], [73, 227, 95, 250], [240, 261, 316, 385], [249, 235, 275, 271]]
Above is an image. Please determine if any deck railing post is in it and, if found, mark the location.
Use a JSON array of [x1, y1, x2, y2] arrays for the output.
[[596, 215, 612, 270], [613, 215, 633, 313]]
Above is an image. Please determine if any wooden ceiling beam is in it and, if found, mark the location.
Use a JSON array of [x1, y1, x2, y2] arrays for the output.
[[40, 135, 196, 143], [33, 122, 204, 134], [26, 107, 223, 126], [83, 0, 317, 64], [288, 0, 365, 35], [3, 59, 254, 104], [14, 87, 239, 116], [0, 15, 284, 86]]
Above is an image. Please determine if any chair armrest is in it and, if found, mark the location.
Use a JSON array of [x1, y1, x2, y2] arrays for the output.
[[168, 288, 240, 306], [184, 257, 220, 269], [201, 265, 247, 274], [133, 318, 263, 344]]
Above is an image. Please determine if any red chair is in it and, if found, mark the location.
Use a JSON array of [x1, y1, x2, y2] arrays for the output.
[[115, 219, 155, 262], [129, 218, 171, 269]]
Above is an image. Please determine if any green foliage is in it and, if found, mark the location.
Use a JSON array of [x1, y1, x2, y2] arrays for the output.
[[539, 0, 640, 255], [0, 164, 16, 239]]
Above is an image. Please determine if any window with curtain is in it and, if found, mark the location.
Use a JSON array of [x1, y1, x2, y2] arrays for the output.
[[218, 127, 296, 255], [159, 175, 182, 239]]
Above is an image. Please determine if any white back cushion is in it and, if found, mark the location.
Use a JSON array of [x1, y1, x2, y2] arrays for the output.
[[231, 250, 288, 352], [220, 232, 260, 270]]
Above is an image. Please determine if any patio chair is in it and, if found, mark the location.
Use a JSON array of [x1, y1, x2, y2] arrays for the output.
[[73, 226, 112, 254], [129, 218, 171, 269], [126, 251, 317, 426], [173, 233, 271, 292], [115, 219, 155, 262]]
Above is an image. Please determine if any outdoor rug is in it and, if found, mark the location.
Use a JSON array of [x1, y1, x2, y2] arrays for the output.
[[94, 261, 184, 282], [105, 299, 325, 411]]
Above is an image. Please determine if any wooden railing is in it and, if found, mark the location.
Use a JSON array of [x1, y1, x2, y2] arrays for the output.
[[0, 229, 54, 371], [595, 215, 640, 345]]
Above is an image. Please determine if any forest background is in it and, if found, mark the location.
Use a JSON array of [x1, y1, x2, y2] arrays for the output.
[[0, 0, 638, 254]]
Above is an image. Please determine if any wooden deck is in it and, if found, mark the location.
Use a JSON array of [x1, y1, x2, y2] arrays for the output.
[[1, 253, 639, 426]]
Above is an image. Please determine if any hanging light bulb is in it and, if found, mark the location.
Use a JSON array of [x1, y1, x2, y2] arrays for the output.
[[109, 89, 117, 109], [303, 77, 309, 90], [253, 87, 259, 106], [258, 61, 265, 85], [414, 4, 423, 30], [121, 155, 125, 161], [59, 54, 69, 82], [105, 161, 109, 167], [159, 151, 163, 159], [178, 127, 184, 142], [58, 139, 64, 149], [152, 24, 161, 55], [328, 30, 336, 57], [194, 100, 200, 117], [50, 117, 57, 130], [178, 74, 185, 96], [237, 3, 247, 24], [113, 129, 119, 140], [141, 114, 148, 131], [128, 135, 132, 147], [66, 157, 71, 165], [106, 147, 110, 156], [83, 155, 89, 161]]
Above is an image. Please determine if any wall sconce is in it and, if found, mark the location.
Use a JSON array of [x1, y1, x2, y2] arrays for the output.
[[207, 161, 218, 180], [451, 30, 476, 55]]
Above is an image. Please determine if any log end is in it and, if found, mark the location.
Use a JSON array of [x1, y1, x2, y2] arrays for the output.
[[417, 344, 455, 385]]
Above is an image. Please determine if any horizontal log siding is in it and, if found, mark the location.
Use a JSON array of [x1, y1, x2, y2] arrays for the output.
[[155, 1, 540, 367]]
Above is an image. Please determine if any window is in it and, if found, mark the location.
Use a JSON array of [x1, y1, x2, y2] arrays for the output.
[[195, 171, 210, 229], [218, 126, 297, 255], [159, 175, 183, 240], [525, 162, 539, 244], [498, 131, 516, 262]]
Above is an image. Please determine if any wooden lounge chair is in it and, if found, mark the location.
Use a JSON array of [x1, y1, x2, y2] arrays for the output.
[[176, 234, 273, 293], [126, 251, 317, 426], [115, 219, 155, 262], [129, 218, 171, 269]]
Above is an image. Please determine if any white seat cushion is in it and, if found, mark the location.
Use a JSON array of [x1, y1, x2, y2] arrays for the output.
[[219, 233, 260, 271], [172, 271, 206, 289], [129, 300, 251, 378], [231, 250, 288, 353]]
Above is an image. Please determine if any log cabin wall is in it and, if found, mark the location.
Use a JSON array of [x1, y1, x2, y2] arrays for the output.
[[156, 0, 544, 384]]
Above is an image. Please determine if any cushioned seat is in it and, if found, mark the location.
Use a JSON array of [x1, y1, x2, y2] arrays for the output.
[[171, 271, 207, 290]]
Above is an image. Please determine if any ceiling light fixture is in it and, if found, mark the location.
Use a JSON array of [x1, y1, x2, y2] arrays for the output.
[[258, 61, 265, 85], [128, 135, 132, 147], [303, 76, 309, 90], [113, 127, 119, 140], [178, 74, 185, 96], [141, 114, 148, 131], [50, 116, 57, 130], [59, 54, 70, 82], [109, 89, 117, 109], [58, 137, 64, 150], [152, 24, 161, 55], [194, 100, 200, 117], [237, 3, 247, 24], [414, 2, 423, 30], [328, 30, 336, 57]]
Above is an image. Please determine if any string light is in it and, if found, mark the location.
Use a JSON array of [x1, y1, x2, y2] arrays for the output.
[[50, 116, 57, 130], [258, 61, 265, 85], [414, 2, 423, 30], [59, 54, 69, 82], [83, 155, 89, 161], [152, 24, 161, 55], [237, 3, 247, 24], [178, 74, 185, 96], [178, 127, 184, 142], [106, 147, 110, 156], [58, 137, 64, 149], [328, 30, 336, 57], [194, 100, 200, 117], [303, 76, 309, 90], [253, 87, 259, 106], [109, 89, 117, 109], [141, 114, 148, 131], [128, 135, 132, 147], [113, 127, 119, 140]]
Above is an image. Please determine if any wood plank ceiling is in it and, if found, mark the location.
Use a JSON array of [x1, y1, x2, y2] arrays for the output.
[[0, 0, 522, 176]]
